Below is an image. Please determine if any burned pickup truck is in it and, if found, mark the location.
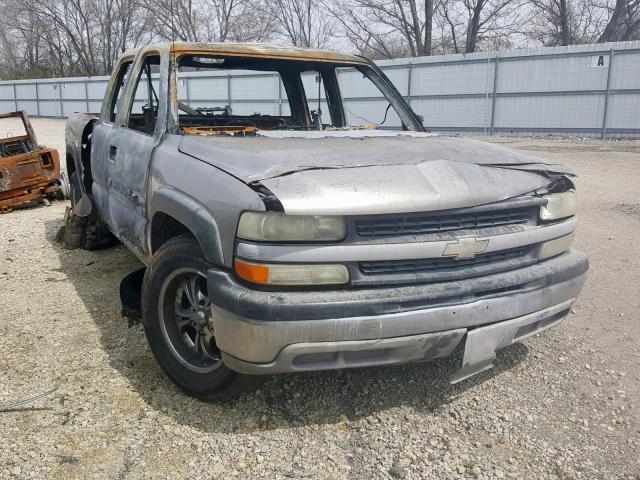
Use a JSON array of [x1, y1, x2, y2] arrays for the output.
[[60, 42, 588, 400]]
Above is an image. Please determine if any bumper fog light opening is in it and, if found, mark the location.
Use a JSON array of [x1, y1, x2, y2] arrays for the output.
[[539, 233, 574, 260]]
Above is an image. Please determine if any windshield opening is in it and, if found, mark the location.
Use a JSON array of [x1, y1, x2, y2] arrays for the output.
[[175, 54, 412, 135]]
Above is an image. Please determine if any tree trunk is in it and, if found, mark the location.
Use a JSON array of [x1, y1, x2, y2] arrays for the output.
[[559, 0, 572, 45], [599, 0, 626, 42], [465, 0, 485, 53], [424, 0, 433, 55]]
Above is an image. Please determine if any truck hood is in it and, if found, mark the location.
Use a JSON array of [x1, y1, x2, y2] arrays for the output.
[[178, 131, 574, 215]]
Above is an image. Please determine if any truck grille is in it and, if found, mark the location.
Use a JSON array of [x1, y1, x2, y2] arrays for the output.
[[359, 247, 531, 276], [355, 206, 537, 238]]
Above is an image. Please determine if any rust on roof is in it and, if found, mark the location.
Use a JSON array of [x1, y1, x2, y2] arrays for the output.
[[124, 42, 368, 64]]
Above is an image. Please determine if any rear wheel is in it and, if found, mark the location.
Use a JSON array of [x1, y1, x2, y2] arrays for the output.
[[56, 199, 118, 250], [57, 158, 116, 251], [142, 234, 260, 401]]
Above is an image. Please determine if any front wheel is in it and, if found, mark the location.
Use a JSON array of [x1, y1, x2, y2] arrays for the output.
[[141, 234, 260, 401]]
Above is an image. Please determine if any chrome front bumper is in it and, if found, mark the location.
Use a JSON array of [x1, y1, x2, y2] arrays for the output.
[[208, 250, 587, 379]]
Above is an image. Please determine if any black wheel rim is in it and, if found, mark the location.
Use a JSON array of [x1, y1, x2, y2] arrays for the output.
[[159, 268, 223, 373]]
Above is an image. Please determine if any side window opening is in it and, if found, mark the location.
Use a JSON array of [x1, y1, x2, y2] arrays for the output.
[[301, 70, 335, 129], [336, 67, 402, 129], [107, 60, 132, 123], [125, 55, 161, 134]]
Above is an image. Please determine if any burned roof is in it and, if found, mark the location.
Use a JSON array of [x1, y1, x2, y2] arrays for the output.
[[123, 42, 367, 65]]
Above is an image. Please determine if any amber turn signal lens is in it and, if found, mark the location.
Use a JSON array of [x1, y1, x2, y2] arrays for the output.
[[234, 259, 269, 284], [234, 259, 349, 286]]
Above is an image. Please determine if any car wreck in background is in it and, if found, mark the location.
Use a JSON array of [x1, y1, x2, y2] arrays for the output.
[[58, 42, 588, 401], [0, 111, 67, 212]]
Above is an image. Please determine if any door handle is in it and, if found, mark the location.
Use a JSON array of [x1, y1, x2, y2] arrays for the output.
[[109, 145, 117, 160]]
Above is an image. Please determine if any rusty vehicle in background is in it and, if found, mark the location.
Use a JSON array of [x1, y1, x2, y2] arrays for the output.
[[0, 111, 67, 213]]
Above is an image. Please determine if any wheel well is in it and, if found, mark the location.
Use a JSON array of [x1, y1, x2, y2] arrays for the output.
[[67, 120, 96, 192], [150, 212, 194, 253], [80, 121, 95, 191], [66, 153, 76, 179]]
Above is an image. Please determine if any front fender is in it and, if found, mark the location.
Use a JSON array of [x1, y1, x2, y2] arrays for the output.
[[149, 188, 225, 265]]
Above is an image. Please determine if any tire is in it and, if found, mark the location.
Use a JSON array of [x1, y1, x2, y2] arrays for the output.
[[56, 203, 118, 250], [141, 234, 261, 401], [57, 172, 118, 251]]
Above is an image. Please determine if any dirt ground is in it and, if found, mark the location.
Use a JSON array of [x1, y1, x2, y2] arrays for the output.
[[1, 119, 639, 480]]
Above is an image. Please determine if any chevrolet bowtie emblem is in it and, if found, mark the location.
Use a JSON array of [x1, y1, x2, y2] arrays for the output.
[[442, 236, 490, 260]]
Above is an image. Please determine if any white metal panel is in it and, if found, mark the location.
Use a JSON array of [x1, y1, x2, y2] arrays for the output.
[[35, 83, 58, 100], [16, 101, 39, 116], [62, 100, 88, 116], [0, 100, 15, 112], [188, 76, 228, 101], [495, 95, 604, 128], [413, 97, 490, 128], [497, 55, 608, 93], [231, 72, 279, 100], [0, 84, 14, 99], [610, 53, 640, 90], [88, 101, 103, 113], [60, 82, 86, 100], [38, 101, 60, 117], [606, 94, 640, 129], [15, 83, 37, 99], [411, 62, 493, 96], [87, 81, 109, 101], [337, 68, 384, 99], [377, 67, 409, 96]]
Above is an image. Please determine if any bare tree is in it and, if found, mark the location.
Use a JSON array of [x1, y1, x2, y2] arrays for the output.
[[142, 0, 273, 42], [598, 0, 640, 41], [436, 0, 524, 53], [526, 0, 605, 45], [259, 0, 335, 47], [328, 0, 434, 58], [0, 0, 152, 77], [531, 0, 575, 44], [206, 0, 274, 41], [142, 0, 201, 40]]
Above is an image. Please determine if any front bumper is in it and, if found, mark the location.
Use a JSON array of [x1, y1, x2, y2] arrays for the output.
[[207, 250, 588, 377]]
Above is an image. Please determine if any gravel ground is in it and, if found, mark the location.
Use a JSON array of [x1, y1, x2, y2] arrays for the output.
[[1, 119, 639, 480]]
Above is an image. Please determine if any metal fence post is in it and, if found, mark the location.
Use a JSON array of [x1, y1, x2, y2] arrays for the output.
[[226, 74, 232, 107], [58, 82, 64, 118], [276, 73, 283, 116], [489, 55, 499, 136], [406, 63, 413, 106], [601, 48, 614, 139], [12, 83, 18, 111], [84, 79, 90, 113], [35, 82, 40, 116]]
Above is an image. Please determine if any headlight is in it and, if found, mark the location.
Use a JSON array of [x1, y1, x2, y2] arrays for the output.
[[234, 259, 349, 285], [540, 191, 577, 221], [539, 233, 574, 260], [237, 212, 346, 242]]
